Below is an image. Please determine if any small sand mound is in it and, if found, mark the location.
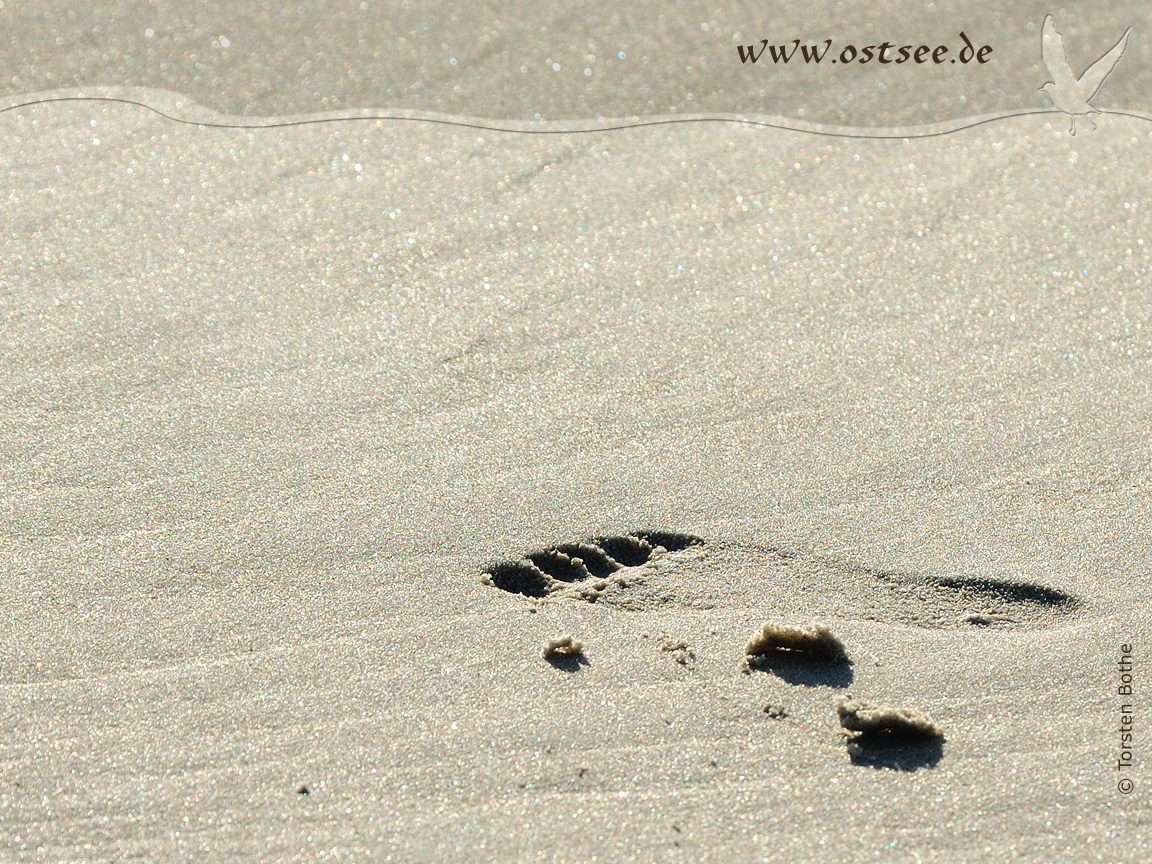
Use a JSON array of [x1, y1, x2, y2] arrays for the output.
[[744, 621, 848, 662], [542, 635, 585, 659], [834, 695, 945, 739]]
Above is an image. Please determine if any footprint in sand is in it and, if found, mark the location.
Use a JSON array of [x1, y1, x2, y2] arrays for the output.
[[483, 531, 1082, 772], [482, 533, 1084, 629]]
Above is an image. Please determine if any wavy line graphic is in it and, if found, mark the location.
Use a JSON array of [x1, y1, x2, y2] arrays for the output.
[[4, 86, 1150, 139]]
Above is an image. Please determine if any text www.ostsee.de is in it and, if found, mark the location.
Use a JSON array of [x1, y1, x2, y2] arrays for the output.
[[737, 32, 992, 66]]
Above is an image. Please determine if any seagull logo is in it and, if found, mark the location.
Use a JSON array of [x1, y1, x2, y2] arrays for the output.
[[1039, 15, 1132, 135]]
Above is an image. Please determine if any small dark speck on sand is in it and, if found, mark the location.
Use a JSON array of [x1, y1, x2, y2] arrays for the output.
[[763, 703, 788, 719]]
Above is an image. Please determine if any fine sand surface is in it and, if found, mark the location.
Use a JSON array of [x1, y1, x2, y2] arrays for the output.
[[4, 3, 1152, 862]]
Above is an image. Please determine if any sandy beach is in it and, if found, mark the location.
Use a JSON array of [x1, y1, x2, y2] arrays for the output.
[[3, 3, 1152, 861]]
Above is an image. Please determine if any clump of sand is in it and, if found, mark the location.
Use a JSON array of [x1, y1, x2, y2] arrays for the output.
[[658, 632, 696, 666], [834, 695, 945, 739], [744, 621, 848, 662], [542, 635, 585, 660]]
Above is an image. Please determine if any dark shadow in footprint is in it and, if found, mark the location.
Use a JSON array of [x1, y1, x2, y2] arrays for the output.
[[855, 565, 1084, 629], [594, 535, 652, 567], [846, 736, 944, 771], [527, 549, 592, 583], [931, 576, 1077, 608], [545, 652, 590, 673], [486, 560, 552, 597], [748, 655, 854, 687]]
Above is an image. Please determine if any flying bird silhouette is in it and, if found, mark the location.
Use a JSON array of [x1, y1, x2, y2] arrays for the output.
[[1039, 15, 1132, 135]]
